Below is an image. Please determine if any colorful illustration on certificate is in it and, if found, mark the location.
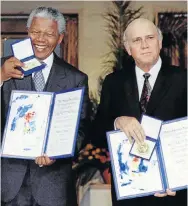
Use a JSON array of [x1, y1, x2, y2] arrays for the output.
[[109, 132, 164, 199], [3, 92, 53, 157]]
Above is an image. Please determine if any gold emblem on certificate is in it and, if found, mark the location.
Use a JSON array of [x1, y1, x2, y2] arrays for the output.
[[136, 142, 149, 154]]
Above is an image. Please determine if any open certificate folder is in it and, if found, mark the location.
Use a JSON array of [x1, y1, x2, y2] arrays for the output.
[[1, 88, 85, 159], [106, 116, 188, 200]]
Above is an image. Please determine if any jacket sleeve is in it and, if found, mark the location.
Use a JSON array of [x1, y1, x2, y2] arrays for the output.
[[75, 73, 91, 153]]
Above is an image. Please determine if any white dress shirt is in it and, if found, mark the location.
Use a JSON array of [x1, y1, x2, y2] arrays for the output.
[[32, 53, 54, 83], [114, 57, 162, 129], [136, 57, 162, 99]]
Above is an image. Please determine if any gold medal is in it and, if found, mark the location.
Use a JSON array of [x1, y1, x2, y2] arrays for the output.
[[137, 142, 149, 154]]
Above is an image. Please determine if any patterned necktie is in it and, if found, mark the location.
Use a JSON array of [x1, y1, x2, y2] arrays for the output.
[[33, 69, 45, 92], [140, 73, 151, 113]]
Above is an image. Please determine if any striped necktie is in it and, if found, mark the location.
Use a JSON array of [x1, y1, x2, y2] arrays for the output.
[[140, 73, 151, 113], [33, 69, 45, 92]]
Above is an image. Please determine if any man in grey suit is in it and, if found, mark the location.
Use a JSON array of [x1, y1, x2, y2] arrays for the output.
[[1, 7, 90, 206]]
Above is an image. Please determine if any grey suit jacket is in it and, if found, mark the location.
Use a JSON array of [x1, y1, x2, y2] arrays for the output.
[[1, 54, 90, 206]]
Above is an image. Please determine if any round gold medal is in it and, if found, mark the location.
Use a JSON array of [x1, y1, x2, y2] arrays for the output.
[[137, 142, 149, 154]]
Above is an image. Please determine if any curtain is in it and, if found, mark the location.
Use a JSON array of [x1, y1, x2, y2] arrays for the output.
[[62, 16, 78, 68], [157, 12, 187, 69]]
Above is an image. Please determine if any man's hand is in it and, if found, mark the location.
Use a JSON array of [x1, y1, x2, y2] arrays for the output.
[[1, 57, 24, 83], [35, 154, 56, 167], [115, 116, 145, 144], [154, 189, 176, 197]]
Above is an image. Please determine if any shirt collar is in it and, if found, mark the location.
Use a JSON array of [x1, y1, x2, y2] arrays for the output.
[[136, 57, 162, 78], [42, 53, 54, 69]]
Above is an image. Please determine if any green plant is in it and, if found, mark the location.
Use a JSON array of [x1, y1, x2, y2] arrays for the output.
[[102, 1, 143, 75], [89, 2, 143, 106]]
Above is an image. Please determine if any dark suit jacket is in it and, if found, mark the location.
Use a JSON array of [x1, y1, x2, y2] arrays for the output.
[[1, 54, 90, 206], [91, 60, 187, 206]]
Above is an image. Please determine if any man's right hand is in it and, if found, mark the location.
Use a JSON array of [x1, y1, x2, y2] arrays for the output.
[[115, 116, 145, 144], [1, 57, 24, 84]]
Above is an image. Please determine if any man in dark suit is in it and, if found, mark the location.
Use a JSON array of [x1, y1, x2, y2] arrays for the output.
[[91, 18, 187, 206], [1, 7, 90, 206]]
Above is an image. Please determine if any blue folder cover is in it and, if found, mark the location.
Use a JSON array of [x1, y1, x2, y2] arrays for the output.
[[1, 87, 85, 160], [11, 37, 46, 76], [106, 116, 187, 200]]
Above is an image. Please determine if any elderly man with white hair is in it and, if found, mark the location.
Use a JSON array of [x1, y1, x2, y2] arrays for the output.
[[90, 18, 187, 206], [1, 7, 90, 206]]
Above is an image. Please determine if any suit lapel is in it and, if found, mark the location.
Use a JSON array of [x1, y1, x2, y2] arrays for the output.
[[123, 65, 141, 119], [14, 75, 34, 91], [44, 54, 68, 92], [147, 63, 173, 114], [14, 55, 68, 92]]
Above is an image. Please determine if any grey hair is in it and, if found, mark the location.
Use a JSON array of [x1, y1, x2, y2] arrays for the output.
[[156, 28, 163, 40], [27, 7, 66, 34], [123, 25, 163, 44]]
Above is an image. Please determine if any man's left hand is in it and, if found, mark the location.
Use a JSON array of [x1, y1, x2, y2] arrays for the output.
[[35, 154, 56, 167], [154, 189, 176, 197]]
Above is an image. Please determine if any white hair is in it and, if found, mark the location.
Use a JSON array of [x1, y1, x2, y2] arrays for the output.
[[27, 7, 66, 34], [123, 20, 163, 44]]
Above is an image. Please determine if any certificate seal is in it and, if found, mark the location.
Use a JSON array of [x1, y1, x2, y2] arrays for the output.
[[137, 142, 149, 154]]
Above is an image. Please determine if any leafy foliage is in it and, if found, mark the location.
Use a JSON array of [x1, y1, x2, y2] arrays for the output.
[[90, 1, 143, 110], [102, 1, 143, 75]]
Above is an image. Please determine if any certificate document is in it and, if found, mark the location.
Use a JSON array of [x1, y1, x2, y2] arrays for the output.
[[1, 88, 85, 159], [107, 116, 188, 200], [159, 117, 188, 190], [107, 131, 164, 200]]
